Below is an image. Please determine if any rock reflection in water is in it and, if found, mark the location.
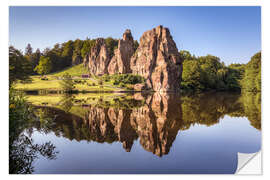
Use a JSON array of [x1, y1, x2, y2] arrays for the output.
[[32, 92, 261, 157]]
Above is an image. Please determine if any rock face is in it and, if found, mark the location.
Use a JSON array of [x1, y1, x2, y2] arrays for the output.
[[108, 29, 135, 74], [88, 38, 110, 75], [130, 25, 183, 92]]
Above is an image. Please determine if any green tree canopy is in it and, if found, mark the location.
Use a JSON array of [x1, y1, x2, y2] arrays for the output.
[[181, 60, 204, 90], [24, 43, 33, 56], [105, 37, 118, 58], [34, 56, 52, 76], [180, 50, 245, 91], [9, 46, 32, 86], [241, 52, 261, 92]]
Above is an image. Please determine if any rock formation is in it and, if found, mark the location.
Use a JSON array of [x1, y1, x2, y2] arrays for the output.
[[80, 26, 183, 91], [130, 25, 183, 92], [108, 29, 135, 74], [88, 38, 110, 75]]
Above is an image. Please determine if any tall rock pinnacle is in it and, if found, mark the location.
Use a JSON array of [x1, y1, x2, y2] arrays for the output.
[[130, 25, 183, 92], [108, 29, 135, 74]]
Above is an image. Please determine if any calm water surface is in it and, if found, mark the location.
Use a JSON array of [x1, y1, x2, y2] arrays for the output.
[[14, 92, 261, 174]]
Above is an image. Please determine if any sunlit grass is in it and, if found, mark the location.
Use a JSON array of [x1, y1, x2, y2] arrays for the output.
[[15, 75, 125, 92], [51, 64, 89, 77], [14, 64, 139, 92]]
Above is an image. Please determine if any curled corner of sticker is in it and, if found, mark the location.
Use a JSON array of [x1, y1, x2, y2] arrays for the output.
[[235, 151, 262, 174]]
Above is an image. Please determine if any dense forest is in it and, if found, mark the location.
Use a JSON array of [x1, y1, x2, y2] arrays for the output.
[[180, 50, 261, 92], [9, 39, 261, 93]]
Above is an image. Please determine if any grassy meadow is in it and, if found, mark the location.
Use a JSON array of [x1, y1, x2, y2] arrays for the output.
[[14, 64, 127, 92]]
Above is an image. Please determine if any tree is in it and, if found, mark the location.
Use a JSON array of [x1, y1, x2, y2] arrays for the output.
[[9, 46, 32, 86], [181, 60, 204, 90], [179, 50, 192, 61], [62, 40, 74, 61], [72, 39, 83, 65], [81, 38, 96, 58], [241, 52, 261, 92], [198, 55, 223, 89], [105, 37, 118, 58], [9, 87, 58, 174], [34, 56, 52, 76], [25, 43, 33, 56], [59, 73, 75, 92], [28, 48, 42, 74], [179, 50, 243, 91], [133, 40, 139, 51]]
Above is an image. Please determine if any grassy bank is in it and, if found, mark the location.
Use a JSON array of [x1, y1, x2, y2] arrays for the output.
[[14, 64, 127, 92], [14, 76, 124, 92], [50, 64, 89, 77]]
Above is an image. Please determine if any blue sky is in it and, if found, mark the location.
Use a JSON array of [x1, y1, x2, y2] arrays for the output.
[[9, 6, 261, 65]]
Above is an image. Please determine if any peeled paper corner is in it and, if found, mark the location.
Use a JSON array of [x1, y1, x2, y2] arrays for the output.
[[235, 151, 262, 174]]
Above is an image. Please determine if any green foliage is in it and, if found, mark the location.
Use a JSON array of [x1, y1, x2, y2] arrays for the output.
[[72, 39, 83, 65], [81, 38, 96, 58], [62, 40, 74, 59], [9, 46, 32, 86], [25, 43, 33, 56], [34, 56, 52, 75], [133, 40, 139, 51], [111, 74, 144, 85], [241, 52, 261, 92], [239, 92, 261, 130], [180, 50, 246, 92], [18, 37, 121, 75], [23, 44, 41, 75], [9, 88, 31, 142], [105, 37, 118, 58], [28, 48, 42, 74], [181, 60, 204, 90], [179, 50, 193, 61], [9, 88, 58, 174], [59, 73, 75, 92]]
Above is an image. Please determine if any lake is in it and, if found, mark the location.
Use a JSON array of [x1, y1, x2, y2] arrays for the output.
[[11, 92, 261, 174]]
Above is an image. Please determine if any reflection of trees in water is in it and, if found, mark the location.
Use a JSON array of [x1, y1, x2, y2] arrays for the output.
[[9, 106, 58, 174], [181, 92, 243, 129], [30, 92, 261, 157], [9, 134, 57, 174], [239, 92, 261, 130]]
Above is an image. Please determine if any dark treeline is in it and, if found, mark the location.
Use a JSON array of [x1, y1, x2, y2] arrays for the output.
[[180, 50, 261, 92]]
